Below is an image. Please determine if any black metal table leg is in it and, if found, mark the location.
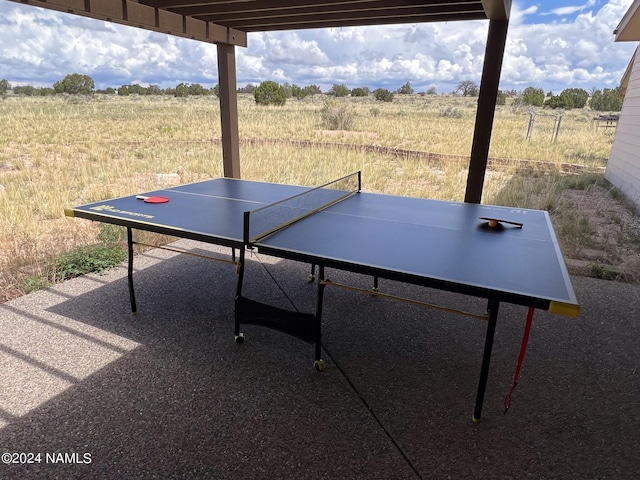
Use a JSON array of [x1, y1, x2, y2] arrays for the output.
[[126, 227, 137, 313], [314, 265, 327, 371], [234, 246, 246, 343], [472, 298, 500, 423]]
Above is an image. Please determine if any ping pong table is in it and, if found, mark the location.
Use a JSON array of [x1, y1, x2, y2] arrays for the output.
[[65, 171, 579, 421]]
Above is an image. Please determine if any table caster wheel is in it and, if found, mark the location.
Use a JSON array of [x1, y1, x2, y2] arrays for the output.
[[307, 274, 315, 283], [234, 333, 245, 344], [314, 359, 326, 371]]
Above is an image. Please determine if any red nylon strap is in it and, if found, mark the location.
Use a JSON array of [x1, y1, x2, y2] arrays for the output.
[[504, 307, 535, 414]]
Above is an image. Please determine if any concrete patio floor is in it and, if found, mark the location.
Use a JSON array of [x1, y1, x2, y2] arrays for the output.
[[1, 240, 638, 479]]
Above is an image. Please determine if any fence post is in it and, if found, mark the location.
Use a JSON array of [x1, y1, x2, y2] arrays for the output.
[[526, 111, 535, 140], [553, 114, 563, 142]]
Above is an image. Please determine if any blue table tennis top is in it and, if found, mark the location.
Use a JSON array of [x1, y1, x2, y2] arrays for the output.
[[254, 191, 578, 314], [65, 177, 579, 316], [66, 178, 309, 246]]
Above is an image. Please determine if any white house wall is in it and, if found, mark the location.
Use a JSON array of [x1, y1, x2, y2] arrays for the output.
[[606, 48, 640, 210]]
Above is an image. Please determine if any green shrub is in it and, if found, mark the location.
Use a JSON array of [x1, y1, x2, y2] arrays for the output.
[[174, 83, 190, 98], [254, 80, 287, 106], [328, 84, 350, 97], [22, 276, 51, 294], [351, 87, 369, 97], [545, 88, 588, 110], [374, 88, 394, 102], [51, 244, 126, 282], [562, 88, 589, 108], [545, 94, 572, 109], [522, 87, 545, 107]]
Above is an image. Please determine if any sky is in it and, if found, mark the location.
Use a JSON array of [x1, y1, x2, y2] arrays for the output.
[[0, 0, 637, 95]]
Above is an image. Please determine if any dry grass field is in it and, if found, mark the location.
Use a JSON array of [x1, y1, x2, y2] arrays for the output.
[[0, 93, 637, 301]]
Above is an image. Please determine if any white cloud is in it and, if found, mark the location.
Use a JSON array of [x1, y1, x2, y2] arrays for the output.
[[504, 0, 635, 92], [0, 0, 636, 93]]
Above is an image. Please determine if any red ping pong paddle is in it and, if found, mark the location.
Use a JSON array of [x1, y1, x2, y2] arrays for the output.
[[136, 195, 169, 204]]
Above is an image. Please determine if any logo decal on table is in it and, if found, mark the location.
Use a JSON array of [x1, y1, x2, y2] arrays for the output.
[[90, 204, 155, 219]]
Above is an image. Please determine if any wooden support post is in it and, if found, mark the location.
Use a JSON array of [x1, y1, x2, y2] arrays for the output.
[[464, 18, 509, 204], [217, 43, 241, 179]]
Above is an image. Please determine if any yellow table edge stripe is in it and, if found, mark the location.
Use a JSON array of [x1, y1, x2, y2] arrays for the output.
[[549, 301, 580, 317]]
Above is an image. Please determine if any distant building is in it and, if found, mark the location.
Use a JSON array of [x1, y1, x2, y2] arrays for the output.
[[606, 0, 640, 210]]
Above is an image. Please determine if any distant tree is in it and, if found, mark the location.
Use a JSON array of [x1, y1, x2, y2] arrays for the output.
[[13, 85, 37, 96], [290, 84, 308, 100], [283, 82, 307, 99], [396, 81, 414, 95], [521, 87, 545, 107], [425, 86, 437, 95], [496, 90, 506, 106], [350, 87, 369, 97], [303, 84, 322, 96], [254, 80, 286, 106], [544, 88, 588, 110], [561, 88, 589, 108], [38, 87, 56, 96], [281, 82, 293, 98], [503, 89, 518, 97], [0, 79, 11, 94], [147, 85, 162, 95], [127, 84, 148, 95], [117, 85, 130, 96], [373, 88, 394, 102], [53, 73, 95, 95], [237, 84, 254, 94], [188, 83, 210, 96], [453, 80, 479, 97], [544, 94, 572, 109], [589, 88, 623, 112], [328, 83, 350, 97], [174, 83, 190, 97]]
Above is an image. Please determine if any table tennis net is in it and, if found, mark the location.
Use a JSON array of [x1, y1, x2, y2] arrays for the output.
[[245, 171, 361, 244]]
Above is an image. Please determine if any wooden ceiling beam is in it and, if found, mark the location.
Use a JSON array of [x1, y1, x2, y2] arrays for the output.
[[184, 3, 485, 24], [216, 12, 486, 32], [153, 0, 475, 16], [9, 0, 247, 46]]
